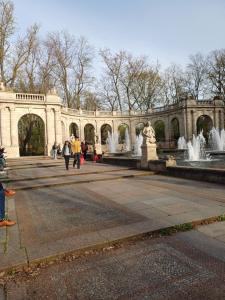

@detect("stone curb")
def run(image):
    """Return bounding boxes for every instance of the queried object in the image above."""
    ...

[1,214,225,274]
[10,172,154,191]
[2,167,137,183]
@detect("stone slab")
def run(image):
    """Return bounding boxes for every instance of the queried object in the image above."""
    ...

[2,158,225,273]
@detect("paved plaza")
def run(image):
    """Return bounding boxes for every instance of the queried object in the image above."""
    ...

[1,158,225,298]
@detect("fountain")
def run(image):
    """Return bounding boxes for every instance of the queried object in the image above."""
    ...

[134,134,143,156]
[187,132,208,161]
[209,128,225,151]
[106,131,118,153]
[178,136,187,150]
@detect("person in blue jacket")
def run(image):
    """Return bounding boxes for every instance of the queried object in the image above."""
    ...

[0,183,16,227]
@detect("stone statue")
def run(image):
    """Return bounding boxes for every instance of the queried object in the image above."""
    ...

[70,134,75,141]
[142,121,156,144]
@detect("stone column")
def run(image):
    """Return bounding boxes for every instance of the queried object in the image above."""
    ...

[8,107,19,157]
[54,109,62,144]
[1,107,10,147]
[165,116,170,148]
[213,108,217,128]
[95,120,102,154]
[186,110,192,140]
[46,108,55,155]
[10,108,18,146]
[80,120,85,141]
[130,120,136,150]
[192,110,197,136]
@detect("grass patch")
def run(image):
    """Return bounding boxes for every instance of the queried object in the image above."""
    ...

[217,214,225,222]
[159,222,194,236]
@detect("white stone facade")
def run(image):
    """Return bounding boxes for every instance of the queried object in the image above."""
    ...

[0,90,224,158]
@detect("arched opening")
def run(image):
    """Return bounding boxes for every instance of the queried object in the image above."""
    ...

[84,124,95,144]
[197,115,213,143]
[135,122,145,136]
[69,122,79,138]
[101,124,112,145]
[171,118,180,141]
[18,114,45,156]
[154,120,165,142]
[118,124,129,144]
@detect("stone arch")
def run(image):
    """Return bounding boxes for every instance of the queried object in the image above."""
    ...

[101,124,112,145]
[18,113,45,156]
[154,120,165,142]
[118,123,129,144]
[84,123,95,144]
[196,115,213,142]
[69,122,79,138]
[171,118,180,141]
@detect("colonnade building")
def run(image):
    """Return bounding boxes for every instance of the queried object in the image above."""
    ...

[0,86,224,158]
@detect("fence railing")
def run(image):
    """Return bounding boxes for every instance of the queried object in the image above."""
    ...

[16,93,45,101]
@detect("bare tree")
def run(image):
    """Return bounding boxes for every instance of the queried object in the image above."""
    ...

[46,32,94,108]
[99,49,125,111]
[82,91,102,110]
[185,53,209,100]
[120,54,147,111]
[73,36,95,108]
[131,63,162,111]
[0,0,14,83]
[161,64,186,104]
[207,49,225,99]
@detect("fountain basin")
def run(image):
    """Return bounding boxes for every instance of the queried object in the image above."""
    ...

[103,151,132,157]
[101,155,139,167]
[167,165,225,185]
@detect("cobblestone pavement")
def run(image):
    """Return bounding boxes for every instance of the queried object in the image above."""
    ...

[3,229,225,300]
[0,157,225,297]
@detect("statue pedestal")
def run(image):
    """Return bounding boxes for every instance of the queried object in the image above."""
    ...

[141,143,158,169]
[95,143,102,155]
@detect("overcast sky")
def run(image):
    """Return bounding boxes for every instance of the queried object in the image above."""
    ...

[13,0,225,71]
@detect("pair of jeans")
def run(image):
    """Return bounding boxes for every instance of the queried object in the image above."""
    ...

[53,149,57,159]
[73,153,80,169]
[0,184,5,220]
[64,155,70,170]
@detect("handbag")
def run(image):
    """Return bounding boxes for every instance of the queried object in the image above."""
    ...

[80,154,84,165]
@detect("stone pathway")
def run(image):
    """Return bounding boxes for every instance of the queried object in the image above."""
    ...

[0,157,225,273]
[3,230,225,299]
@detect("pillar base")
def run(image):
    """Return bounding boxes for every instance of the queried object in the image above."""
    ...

[5,146,20,158]
[141,144,158,169]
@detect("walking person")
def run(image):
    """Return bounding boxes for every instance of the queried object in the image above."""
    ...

[83,141,88,160]
[71,136,81,169]
[62,140,71,170]
[52,142,58,160]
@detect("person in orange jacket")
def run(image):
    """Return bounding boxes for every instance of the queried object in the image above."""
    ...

[71,136,81,169]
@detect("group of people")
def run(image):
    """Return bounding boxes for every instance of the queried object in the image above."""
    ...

[60,137,88,170]
[52,136,102,170]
